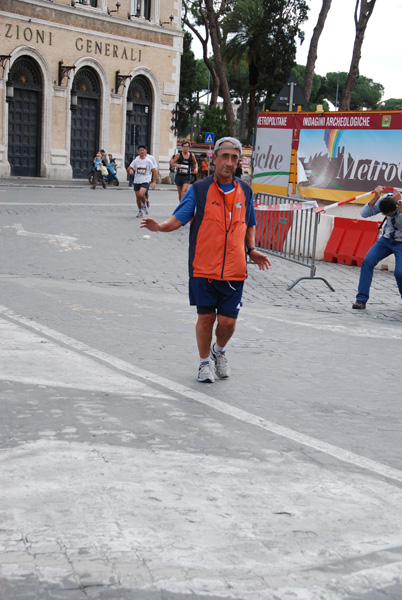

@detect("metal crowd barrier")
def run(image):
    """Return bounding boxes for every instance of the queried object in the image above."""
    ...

[253,192,334,291]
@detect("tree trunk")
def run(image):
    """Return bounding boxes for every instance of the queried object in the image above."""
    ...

[339,0,377,111]
[247,87,256,146]
[182,1,220,107]
[190,114,194,141]
[205,56,220,107]
[204,0,236,136]
[239,100,247,141]
[246,56,259,145]
[303,0,332,102]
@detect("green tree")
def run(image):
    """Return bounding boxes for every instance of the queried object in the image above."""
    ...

[340,0,377,110]
[223,0,308,143]
[203,0,236,135]
[321,71,348,109]
[176,33,210,139]
[197,106,230,142]
[182,0,236,135]
[182,0,232,107]
[292,64,324,108]
[303,0,332,102]
[292,66,384,110]
[322,71,383,110]
[226,60,250,142]
[381,98,402,110]
[184,0,308,143]
[176,31,200,137]
[349,75,383,109]
[223,0,266,145]
[194,59,209,97]
[257,0,309,116]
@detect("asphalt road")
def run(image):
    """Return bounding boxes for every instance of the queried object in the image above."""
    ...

[1,184,402,600]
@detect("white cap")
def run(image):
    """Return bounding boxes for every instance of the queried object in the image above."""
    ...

[213,137,242,154]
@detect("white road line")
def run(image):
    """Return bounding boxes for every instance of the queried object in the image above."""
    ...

[1,303,402,485]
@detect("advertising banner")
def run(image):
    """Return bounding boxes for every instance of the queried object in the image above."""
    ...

[252,118,293,195]
[253,111,402,203]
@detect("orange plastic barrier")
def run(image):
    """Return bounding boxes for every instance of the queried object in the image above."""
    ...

[324,217,379,266]
[255,209,292,252]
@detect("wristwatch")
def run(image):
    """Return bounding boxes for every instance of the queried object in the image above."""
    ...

[247,247,256,255]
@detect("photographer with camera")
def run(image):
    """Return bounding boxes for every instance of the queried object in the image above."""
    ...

[353,185,402,309]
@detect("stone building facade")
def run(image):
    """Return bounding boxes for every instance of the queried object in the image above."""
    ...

[0,0,183,179]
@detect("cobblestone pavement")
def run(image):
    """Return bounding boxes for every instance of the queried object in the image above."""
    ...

[1,178,401,320]
[0,183,402,600]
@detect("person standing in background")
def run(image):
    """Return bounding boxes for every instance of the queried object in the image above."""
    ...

[92,151,106,190]
[201,156,209,178]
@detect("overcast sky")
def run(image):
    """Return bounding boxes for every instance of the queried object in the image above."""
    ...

[296,0,402,101]
[190,0,402,103]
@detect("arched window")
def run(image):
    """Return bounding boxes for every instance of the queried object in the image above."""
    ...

[72,67,100,98]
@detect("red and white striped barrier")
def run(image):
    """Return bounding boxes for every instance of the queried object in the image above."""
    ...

[255,200,318,212]
[316,187,396,214]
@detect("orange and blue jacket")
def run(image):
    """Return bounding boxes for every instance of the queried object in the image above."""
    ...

[186,176,255,281]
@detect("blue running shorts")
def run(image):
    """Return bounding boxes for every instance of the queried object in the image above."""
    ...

[189,277,244,319]
[134,182,150,192]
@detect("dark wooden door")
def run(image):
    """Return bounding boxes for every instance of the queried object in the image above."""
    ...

[70,96,99,179]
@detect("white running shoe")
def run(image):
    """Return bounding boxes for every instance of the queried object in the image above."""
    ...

[136,209,143,218]
[197,361,215,383]
[211,345,231,378]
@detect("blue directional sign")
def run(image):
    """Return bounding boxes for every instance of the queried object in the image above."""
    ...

[204,132,215,144]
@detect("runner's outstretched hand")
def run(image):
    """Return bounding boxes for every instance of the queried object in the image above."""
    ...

[249,250,271,271]
[140,215,182,233]
[140,218,160,232]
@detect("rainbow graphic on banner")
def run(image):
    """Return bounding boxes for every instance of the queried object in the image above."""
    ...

[324,129,343,158]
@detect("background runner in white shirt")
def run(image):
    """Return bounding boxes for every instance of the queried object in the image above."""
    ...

[128,145,157,217]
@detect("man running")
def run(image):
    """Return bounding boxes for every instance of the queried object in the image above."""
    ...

[141,137,271,383]
[170,141,198,202]
[128,145,157,217]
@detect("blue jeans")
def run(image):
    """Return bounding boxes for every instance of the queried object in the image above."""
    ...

[356,236,402,302]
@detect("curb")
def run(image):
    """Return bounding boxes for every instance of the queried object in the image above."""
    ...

[0,181,176,191]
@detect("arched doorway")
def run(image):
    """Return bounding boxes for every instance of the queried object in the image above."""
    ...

[8,57,43,177]
[125,75,152,168]
[70,67,101,179]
